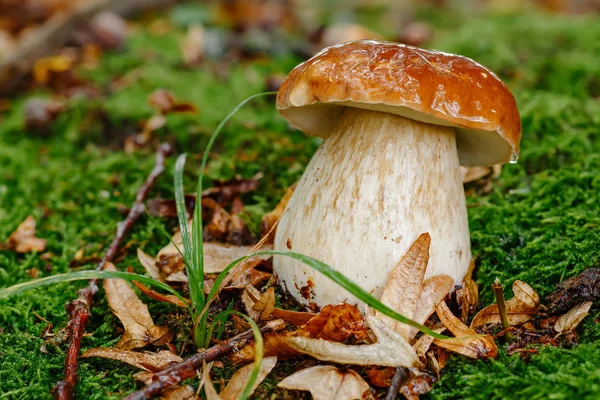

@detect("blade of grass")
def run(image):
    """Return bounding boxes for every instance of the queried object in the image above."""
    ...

[0,270,190,314]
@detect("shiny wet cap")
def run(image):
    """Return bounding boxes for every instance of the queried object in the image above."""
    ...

[276,40,521,166]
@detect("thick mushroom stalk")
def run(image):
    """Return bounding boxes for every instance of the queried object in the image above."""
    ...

[274,108,471,308]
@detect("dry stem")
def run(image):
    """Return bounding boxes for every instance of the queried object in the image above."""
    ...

[53,144,172,400]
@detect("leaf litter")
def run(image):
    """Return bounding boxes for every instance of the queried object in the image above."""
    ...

[278,365,372,400]
[4,216,47,253]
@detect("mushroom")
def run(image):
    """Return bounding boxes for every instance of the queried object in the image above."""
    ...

[274,40,521,309]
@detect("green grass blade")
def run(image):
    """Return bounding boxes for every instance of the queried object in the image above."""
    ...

[0,270,189,312]
[192,91,276,297]
[174,153,203,309]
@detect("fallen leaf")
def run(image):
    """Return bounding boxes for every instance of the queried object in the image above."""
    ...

[127,267,188,308]
[5,216,46,253]
[242,285,275,321]
[299,304,368,342]
[278,365,371,400]
[470,280,540,329]
[260,183,296,243]
[137,248,162,281]
[554,301,593,335]
[202,174,263,206]
[220,257,272,290]
[81,348,182,372]
[231,331,301,363]
[434,301,498,359]
[270,308,316,326]
[455,259,478,322]
[148,89,197,114]
[162,385,197,400]
[203,242,270,274]
[412,325,446,358]
[400,371,436,400]
[103,263,173,350]
[376,233,453,340]
[284,314,419,367]
[204,357,277,400]
[546,268,600,314]
[365,367,395,387]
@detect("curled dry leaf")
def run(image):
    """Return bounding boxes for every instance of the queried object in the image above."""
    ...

[5,216,46,253]
[284,314,419,367]
[202,173,263,206]
[232,331,301,363]
[470,280,540,329]
[278,365,371,400]
[242,285,315,325]
[434,302,498,359]
[554,301,593,335]
[204,357,277,400]
[103,263,173,350]
[376,233,453,340]
[455,259,478,322]
[260,183,296,243]
[137,248,161,281]
[127,267,188,308]
[300,304,368,342]
[81,348,182,372]
[148,89,197,114]
[203,242,270,274]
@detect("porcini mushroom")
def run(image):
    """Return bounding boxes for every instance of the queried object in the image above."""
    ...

[274,40,521,309]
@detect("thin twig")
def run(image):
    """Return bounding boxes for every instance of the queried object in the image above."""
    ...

[123,319,286,400]
[492,278,513,341]
[385,366,409,400]
[53,144,172,400]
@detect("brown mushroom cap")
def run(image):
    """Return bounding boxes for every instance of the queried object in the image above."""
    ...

[277,40,521,166]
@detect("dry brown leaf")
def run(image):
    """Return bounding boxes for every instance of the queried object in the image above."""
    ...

[163,385,197,400]
[103,263,173,350]
[241,285,262,321]
[260,183,296,243]
[278,365,371,400]
[554,301,593,335]
[365,367,396,388]
[299,304,368,342]
[271,308,316,326]
[148,89,197,114]
[203,243,270,274]
[81,348,182,372]
[221,257,272,290]
[434,302,498,359]
[204,357,277,400]
[127,267,188,308]
[231,332,301,363]
[455,259,478,322]
[137,248,162,281]
[376,233,453,340]
[6,216,46,253]
[252,287,275,321]
[413,325,446,358]
[470,280,540,329]
[284,314,419,367]
[202,174,262,206]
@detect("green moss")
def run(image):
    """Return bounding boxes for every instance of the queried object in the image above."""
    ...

[1,8,599,400]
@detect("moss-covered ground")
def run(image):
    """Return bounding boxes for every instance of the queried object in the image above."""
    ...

[1,6,599,400]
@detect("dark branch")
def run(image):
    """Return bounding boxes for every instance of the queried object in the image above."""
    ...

[123,319,285,400]
[385,366,409,400]
[53,144,172,400]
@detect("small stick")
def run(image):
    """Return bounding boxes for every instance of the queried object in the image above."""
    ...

[492,278,512,341]
[385,366,409,400]
[124,319,286,400]
[54,144,172,400]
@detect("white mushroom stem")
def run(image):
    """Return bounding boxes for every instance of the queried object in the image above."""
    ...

[274,107,471,309]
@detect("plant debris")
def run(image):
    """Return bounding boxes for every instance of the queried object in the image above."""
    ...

[455,259,479,323]
[546,268,600,314]
[103,263,173,350]
[4,216,46,253]
[434,301,498,359]
[278,365,372,400]
[554,301,593,336]
[81,348,183,372]
[204,357,277,400]
[470,280,540,329]
[376,233,453,340]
